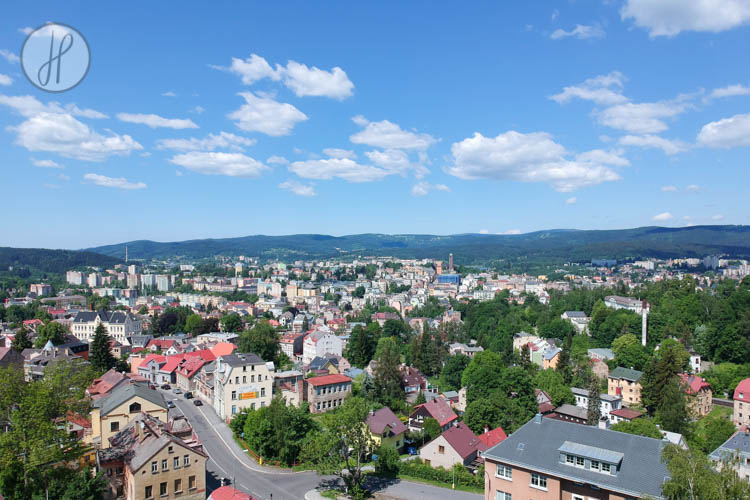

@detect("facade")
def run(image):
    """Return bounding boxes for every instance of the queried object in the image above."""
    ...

[29,283,52,297]
[0,346,23,370]
[419,421,484,469]
[97,412,207,500]
[709,430,750,481]
[678,373,712,418]
[302,331,343,366]
[305,374,352,414]
[274,370,304,407]
[572,388,622,420]
[561,311,590,333]
[366,407,408,452]
[90,384,168,449]
[733,378,750,428]
[483,415,670,500]
[408,398,458,432]
[213,353,274,422]
[608,366,644,405]
[604,295,646,314]
[72,310,143,343]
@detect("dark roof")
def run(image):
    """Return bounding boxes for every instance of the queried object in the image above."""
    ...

[709,430,750,461]
[484,416,669,499]
[609,366,643,382]
[553,404,588,420]
[73,310,137,324]
[440,422,484,459]
[97,383,166,417]
[220,353,265,367]
[367,407,407,437]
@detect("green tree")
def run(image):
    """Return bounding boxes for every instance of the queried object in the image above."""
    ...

[586,377,601,426]
[464,392,535,435]
[237,321,278,362]
[90,324,116,372]
[374,444,400,476]
[461,350,505,404]
[611,416,663,439]
[611,333,650,371]
[373,337,404,408]
[422,417,441,441]
[352,286,366,298]
[556,330,573,384]
[220,313,243,333]
[33,321,69,348]
[10,329,32,352]
[656,377,689,435]
[301,397,372,499]
[661,444,750,500]
[533,369,574,407]
[439,354,470,392]
[241,398,317,466]
[184,314,204,335]
[345,325,377,368]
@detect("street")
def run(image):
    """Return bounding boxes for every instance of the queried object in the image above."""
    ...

[161,388,482,500]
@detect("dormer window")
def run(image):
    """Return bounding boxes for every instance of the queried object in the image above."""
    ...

[129,402,141,413]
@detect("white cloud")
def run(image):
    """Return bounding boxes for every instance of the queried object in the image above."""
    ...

[323,148,356,159]
[169,152,269,178]
[652,212,673,221]
[501,229,522,235]
[549,71,627,106]
[83,173,147,190]
[550,24,605,40]
[595,100,690,134]
[227,92,307,136]
[10,112,142,161]
[191,106,205,114]
[411,181,450,196]
[709,84,750,99]
[621,0,750,37]
[279,180,316,196]
[116,113,198,129]
[446,131,623,192]
[161,91,176,97]
[156,132,256,152]
[697,113,750,148]
[19,27,33,35]
[0,74,11,86]
[217,54,282,85]
[283,61,354,99]
[685,184,701,192]
[32,158,62,169]
[0,49,19,64]
[0,94,107,118]
[565,197,577,204]
[712,214,725,221]
[661,185,678,192]
[479,229,489,234]
[365,149,412,174]
[618,134,689,155]
[289,157,390,183]
[350,115,437,150]
[267,155,289,165]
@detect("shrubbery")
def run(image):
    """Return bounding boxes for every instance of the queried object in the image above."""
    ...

[397,459,483,489]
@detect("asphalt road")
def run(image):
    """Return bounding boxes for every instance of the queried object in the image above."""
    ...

[161,388,482,500]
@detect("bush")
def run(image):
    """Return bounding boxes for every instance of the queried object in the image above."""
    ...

[374,444,400,476]
[397,459,483,489]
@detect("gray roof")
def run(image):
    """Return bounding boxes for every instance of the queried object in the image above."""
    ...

[564,311,587,318]
[709,430,750,461]
[572,387,590,397]
[554,404,588,419]
[609,367,644,382]
[220,352,265,366]
[97,383,166,417]
[483,416,669,499]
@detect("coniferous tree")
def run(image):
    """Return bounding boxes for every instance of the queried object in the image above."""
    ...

[586,377,602,426]
[10,329,31,353]
[556,330,573,384]
[90,324,116,373]
[373,337,403,408]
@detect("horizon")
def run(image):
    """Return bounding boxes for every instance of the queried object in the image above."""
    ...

[2,3,750,248]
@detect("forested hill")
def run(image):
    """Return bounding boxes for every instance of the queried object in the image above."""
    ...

[85,225,750,264]
[0,247,123,274]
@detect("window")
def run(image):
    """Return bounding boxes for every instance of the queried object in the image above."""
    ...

[110,421,120,432]
[184,455,190,466]
[438,445,445,454]
[188,475,196,490]
[566,454,575,465]
[495,464,512,480]
[168,446,173,454]
[251,375,255,382]
[530,473,547,490]
[151,461,158,473]
[572,495,585,500]
[601,463,611,473]
[575,456,585,467]
[162,459,168,471]
[591,460,600,471]
[261,387,265,397]
[160,481,167,497]
[174,478,182,493]
[174,457,179,469]
[231,391,237,400]
[145,486,153,499]
[496,491,511,500]
[232,405,237,414]
[129,402,141,413]
[243,376,246,383]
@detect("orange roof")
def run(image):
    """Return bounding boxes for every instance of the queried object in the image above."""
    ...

[306,374,351,386]
[211,342,236,357]
[477,426,507,448]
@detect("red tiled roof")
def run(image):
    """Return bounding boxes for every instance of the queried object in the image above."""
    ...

[413,399,458,427]
[611,407,643,420]
[66,412,91,429]
[306,374,352,386]
[146,339,176,350]
[477,426,507,449]
[679,373,711,395]
[734,378,750,401]
[440,422,484,459]
[538,402,556,414]
[211,342,236,357]
[208,486,256,500]
[367,407,408,436]
[177,357,206,379]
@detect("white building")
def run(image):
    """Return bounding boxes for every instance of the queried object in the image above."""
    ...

[71,310,142,344]
[572,387,622,421]
[213,353,274,422]
[302,331,343,366]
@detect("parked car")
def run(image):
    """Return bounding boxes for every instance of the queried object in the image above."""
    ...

[184,391,193,399]
[193,399,202,406]
[161,384,171,390]
[173,388,182,394]
[167,401,175,409]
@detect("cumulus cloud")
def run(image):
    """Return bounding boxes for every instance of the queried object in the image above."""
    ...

[0,74,11,86]
[350,115,437,150]
[445,131,623,192]
[621,0,750,37]
[267,155,289,165]
[652,212,673,221]
[288,157,390,183]
[279,180,316,196]
[549,71,627,106]
[661,185,678,192]
[323,148,356,159]
[411,181,450,196]
[697,113,750,148]
[618,134,689,155]
[565,197,577,204]
[550,24,605,40]
[116,113,198,129]
[169,152,269,178]
[227,92,307,136]
[32,158,62,169]
[0,94,107,118]
[161,91,177,97]
[83,173,146,190]
[156,132,256,152]
[0,49,19,64]
[365,149,412,174]
[18,27,33,35]
[709,84,750,100]
[214,53,353,99]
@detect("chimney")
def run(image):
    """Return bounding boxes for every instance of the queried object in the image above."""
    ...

[641,301,649,347]
[598,417,609,430]
[484,425,489,434]
[369,409,375,417]
[534,413,542,424]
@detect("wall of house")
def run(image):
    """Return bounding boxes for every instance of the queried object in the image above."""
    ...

[420,434,465,470]
[130,443,206,500]
[95,399,167,448]
[608,378,642,405]
[306,382,351,413]
[734,400,750,428]
[216,363,274,421]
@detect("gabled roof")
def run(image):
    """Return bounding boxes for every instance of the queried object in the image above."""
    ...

[709,430,750,461]
[734,378,750,401]
[439,422,484,459]
[413,398,457,427]
[97,383,166,417]
[477,426,507,449]
[610,407,643,420]
[678,373,710,395]
[367,407,407,437]
[609,366,643,382]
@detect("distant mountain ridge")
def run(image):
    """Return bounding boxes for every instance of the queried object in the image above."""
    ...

[0,247,123,274]
[84,225,750,264]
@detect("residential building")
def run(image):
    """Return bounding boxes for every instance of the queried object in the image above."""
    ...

[29,283,52,297]
[678,373,712,418]
[547,404,589,425]
[302,331,343,366]
[96,412,206,500]
[279,332,303,360]
[709,430,750,481]
[572,387,622,420]
[408,398,457,432]
[604,295,646,314]
[477,426,507,451]
[733,378,750,428]
[483,415,670,500]
[366,407,408,452]
[448,342,484,358]
[587,348,615,362]
[561,311,590,333]
[0,346,23,370]
[305,374,352,414]
[274,370,304,407]
[213,353,275,421]
[90,383,168,449]
[608,366,644,405]
[610,407,643,424]
[72,310,143,343]
[88,368,145,400]
[420,421,484,470]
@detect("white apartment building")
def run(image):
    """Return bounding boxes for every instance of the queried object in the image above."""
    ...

[213,353,274,422]
[302,331,343,366]
[71,310,142,343]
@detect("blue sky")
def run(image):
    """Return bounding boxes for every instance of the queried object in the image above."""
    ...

[1,1,750,249]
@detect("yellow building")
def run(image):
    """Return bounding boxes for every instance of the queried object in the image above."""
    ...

[366,407,408,452]
[90,383,168,449]
[608,366,644,405]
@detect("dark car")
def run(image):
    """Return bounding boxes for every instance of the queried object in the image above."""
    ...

[167,401,175,409]
[161,384,171,390]
[184,391,193,399]
[193,399,202,406]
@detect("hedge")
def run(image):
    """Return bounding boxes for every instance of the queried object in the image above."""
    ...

[397,459,484,489]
